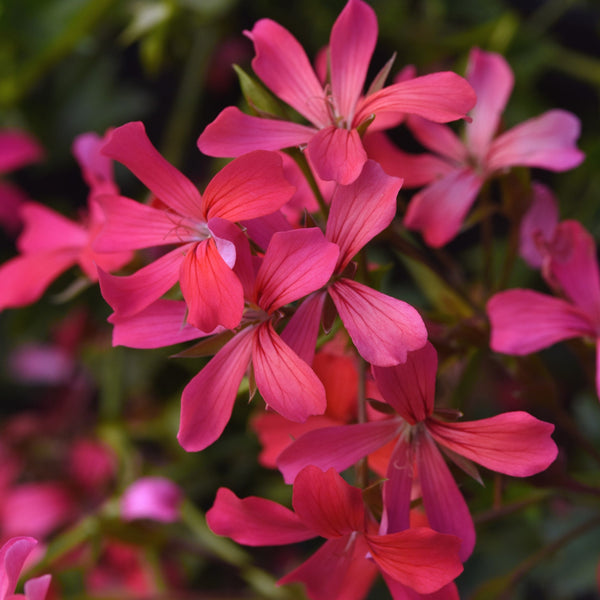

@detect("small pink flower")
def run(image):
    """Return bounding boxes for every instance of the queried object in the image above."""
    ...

[277,343,558,561]
[121,477,183,523]
[375,48,584,247]
[198,0,475,185]
[207,466,463,599]
[488,219,600,397]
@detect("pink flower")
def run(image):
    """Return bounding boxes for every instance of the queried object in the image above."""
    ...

[385,47,584,247]
[281,160,427,367]
[277,343,558,561]
[0,130,43,235]
[0,131,132,310]
[177,228,338,451]
[488,219,600,397]
[0,537,51,600]
[198,0,475,185]
[121,477,183,523]
[207,466,463,599]
[95,121,295,332]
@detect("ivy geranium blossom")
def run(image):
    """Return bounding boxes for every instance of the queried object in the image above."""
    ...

[488,219,600,398]
[0,131,132,311]
[368,47,584,247]
[94,121,295,332]
[277,343,558,561]
[197,0,476,185]
[207,466,463,600]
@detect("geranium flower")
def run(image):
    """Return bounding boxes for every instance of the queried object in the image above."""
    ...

[95,121,295,332]
[0,131,132,310]
[198,0,475,185]
[370,47,583,247]
[488,219,600,397]
[207,466,463,599]
[277,343,558,560]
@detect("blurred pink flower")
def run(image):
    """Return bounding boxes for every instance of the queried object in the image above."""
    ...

[0,130,43,235]
[121,477,182,523]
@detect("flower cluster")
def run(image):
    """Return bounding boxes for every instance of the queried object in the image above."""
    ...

[0,0,591,598]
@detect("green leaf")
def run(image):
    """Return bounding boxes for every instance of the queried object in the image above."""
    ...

[233,64,288,117]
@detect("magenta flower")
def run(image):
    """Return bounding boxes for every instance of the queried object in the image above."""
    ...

[0,537,51,600]
[390,47,584,247]
[110,228,339,452]
[488,219,600,397]
[281,160,427,367]
[121,477,182,523]
[95,121,295,332]
[277,343,558,560]
[198,0,475,185]
[0,132,132,310]
[0,130,43,235]
[207,466,463,599]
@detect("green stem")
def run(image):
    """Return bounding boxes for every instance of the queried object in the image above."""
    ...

[287,149,328,219]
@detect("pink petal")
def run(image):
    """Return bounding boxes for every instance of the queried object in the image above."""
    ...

[372,342,437,424]
[403,168,483,247]
[179,239,244,331]
[381,440,413,534]
[121,477,182,523]
[0,182,30,235]
[407,116,467,164]
[241,211,293,251]
[0,251,77,310]
[385,577,459,600]
[307,125,368,184]
[101,122,203,219]
[197,107,316,157]
[23,574,51,600]
[487,289,596,355]
[177,326,254,452]
[110,300,210,348]
[427,411,557,476]
[355,72,476,126]
[252,322,326,421]
[464,48,514,159]
[329,278,427,366]
[207,488,314,545]
[292,466,365,537]
[326,159,402,271]
[202,151,295,221]
[519,182,559,268]
[17,202,87,253]
[251,412,342,469]
[248,19,329,127]
[546,220,600,323]
[0,130,43,173]
[279,536,378,600]
[330,0,377,123]
[280,291,327,365]
[363,132,454,187]
[255,228,338,313]
[365,528,463,594]
[0,537,38,598]
[277,420,400,483]
[487,109,585,173]
[72,131,117,197]
[98,245,185,317]
[93,195,191,252]
[2,483,74,538]
[415,429,475,561]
